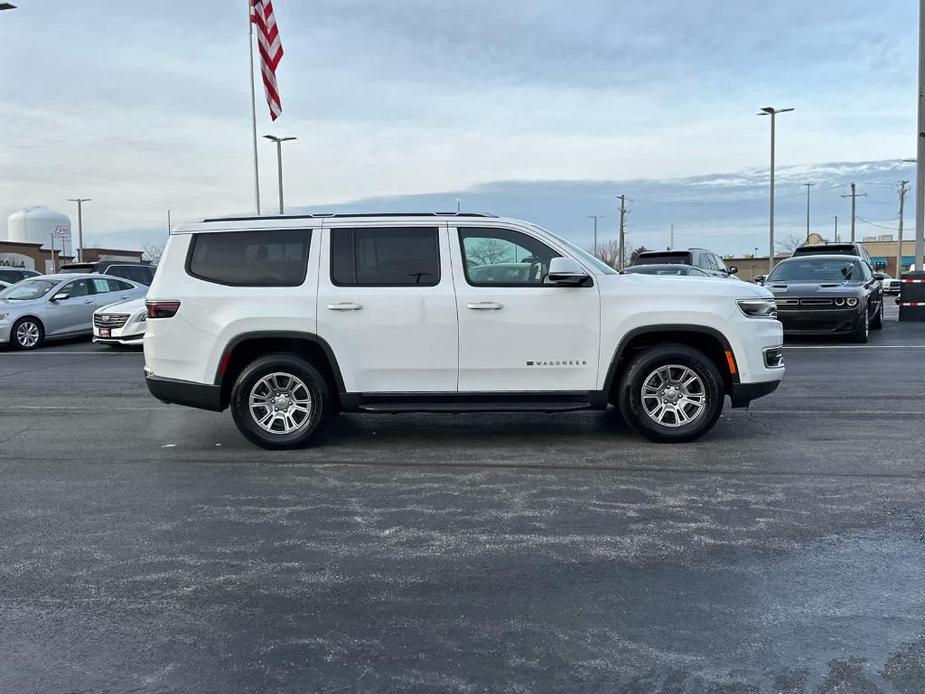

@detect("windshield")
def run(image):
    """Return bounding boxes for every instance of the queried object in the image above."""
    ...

[524,223,618,275]
[768,258,864,283]
[0,278,58,300]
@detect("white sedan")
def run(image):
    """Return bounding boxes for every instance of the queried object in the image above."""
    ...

[92,298,147,347]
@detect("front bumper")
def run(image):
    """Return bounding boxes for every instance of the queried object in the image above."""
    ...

[145,373,224,411]
[776,307,864,335]
[730,379,780,408]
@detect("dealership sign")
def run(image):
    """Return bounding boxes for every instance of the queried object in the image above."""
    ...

[0,253,36,271]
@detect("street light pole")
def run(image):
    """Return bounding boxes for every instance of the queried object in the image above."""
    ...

[67,198,91,263]
[586,215,604,256]
[263,135,297,215]
[758,107,794,273]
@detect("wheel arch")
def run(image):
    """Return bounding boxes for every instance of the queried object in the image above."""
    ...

[604,325,739,400]
[214,331,345,410]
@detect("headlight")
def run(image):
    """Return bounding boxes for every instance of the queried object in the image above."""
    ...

[834,298,845,307]
[846,297,858,307]
[737,299,777,318]
[133,312,147,323]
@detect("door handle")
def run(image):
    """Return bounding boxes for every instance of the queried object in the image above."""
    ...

[82,299,94,304]
[467,301,503,310]
[326,302,363,311]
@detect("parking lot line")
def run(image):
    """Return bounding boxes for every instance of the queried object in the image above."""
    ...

[784,345,925,349]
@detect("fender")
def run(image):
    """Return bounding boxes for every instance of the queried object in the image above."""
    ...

[602,324,739,393]
[214,330,346,393]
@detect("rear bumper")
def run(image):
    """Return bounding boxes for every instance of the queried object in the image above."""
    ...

[730,379,780,408]
[145,374,224,412]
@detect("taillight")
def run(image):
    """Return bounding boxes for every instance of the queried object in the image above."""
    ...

[146,300,181,318]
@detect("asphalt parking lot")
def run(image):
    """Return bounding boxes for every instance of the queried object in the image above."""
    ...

[2,306,925,693]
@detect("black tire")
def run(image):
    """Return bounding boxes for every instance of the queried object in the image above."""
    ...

[617,344,724,443]
[230,353,330,450]
[870,302,883,330]
[11,317,44,350]
[851,308,870,343]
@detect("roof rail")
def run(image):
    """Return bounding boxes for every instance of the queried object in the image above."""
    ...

[200,211,499,223]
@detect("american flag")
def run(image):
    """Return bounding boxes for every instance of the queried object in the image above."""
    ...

[250,0,284,120]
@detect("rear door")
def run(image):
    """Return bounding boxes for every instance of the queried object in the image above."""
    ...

[316,223,458,393]
[452,224,601,392]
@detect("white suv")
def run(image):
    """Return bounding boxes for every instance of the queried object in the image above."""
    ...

[143,213,784,448]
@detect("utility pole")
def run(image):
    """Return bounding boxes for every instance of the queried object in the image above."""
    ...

[669,223,674,249]
[898,180,910,276]
[803,183,814,241]
[167,209,172,233]
[917,0,925,269]
[586,215,603,256]
[618,194,627,270]
[834,216,838,241]
[67,198,91,263]
[841,183,866,242]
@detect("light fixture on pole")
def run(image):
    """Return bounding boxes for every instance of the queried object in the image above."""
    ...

[758,106,794,273]
[263,135,296,215]
[803,183,814,242]
[67,198,91,263]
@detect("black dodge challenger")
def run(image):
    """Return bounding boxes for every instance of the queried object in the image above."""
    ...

[759,254,884,343]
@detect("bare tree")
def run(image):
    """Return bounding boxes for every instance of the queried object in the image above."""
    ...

[143,244,164,265]
[466,238,511,265]
[592,239,621,269]
[775,234,805,254]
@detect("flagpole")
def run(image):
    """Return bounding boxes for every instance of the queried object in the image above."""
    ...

[248,2,261,215]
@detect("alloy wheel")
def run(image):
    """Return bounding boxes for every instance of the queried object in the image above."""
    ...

[640,364,707,428]
[248,372,313,434]
[15,321,40,348]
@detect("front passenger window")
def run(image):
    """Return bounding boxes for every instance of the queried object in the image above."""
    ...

[459,228,560,286]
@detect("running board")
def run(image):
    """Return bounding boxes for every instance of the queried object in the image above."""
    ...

[342,392,608,414]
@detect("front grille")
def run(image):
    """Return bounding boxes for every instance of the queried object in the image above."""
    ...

[775,297,841,310]
[94,313,129,329]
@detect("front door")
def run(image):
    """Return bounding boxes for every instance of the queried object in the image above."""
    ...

[316,224,458,393]
[45,278,95,336]
[452,225,601,392]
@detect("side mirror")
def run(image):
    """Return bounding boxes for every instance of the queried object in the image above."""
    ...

[728,266,739,275]
[873,272,886,281]
[547,257,590,286]
[50,292,70,302]
[753,275,766,286]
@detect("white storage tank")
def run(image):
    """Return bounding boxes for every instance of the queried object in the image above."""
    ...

[6,207,72,255]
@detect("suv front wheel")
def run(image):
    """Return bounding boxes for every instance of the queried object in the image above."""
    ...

[617,344,724,443]
[230,353,330,450]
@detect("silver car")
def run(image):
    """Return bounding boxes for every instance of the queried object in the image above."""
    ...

[0,273,147,350]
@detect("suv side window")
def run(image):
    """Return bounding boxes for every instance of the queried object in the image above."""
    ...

[331,227,440,286]
[187,229,312,286]
[459,227,560,286]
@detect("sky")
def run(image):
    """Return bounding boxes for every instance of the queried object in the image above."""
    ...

[0,0,920,256]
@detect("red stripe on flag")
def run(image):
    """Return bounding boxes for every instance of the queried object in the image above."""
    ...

[250,0,283,120]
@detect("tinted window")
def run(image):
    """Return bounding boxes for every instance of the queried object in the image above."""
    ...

[188,229,311,286]
[106,279,134,292]
[768,258,866,282]
[634,252,693,266]
[62,279,93,297]
[331,227,440,286]
[0,269,35,283]
[459,227,559,286]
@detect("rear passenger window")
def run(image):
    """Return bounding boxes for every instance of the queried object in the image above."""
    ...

[187,229,312,286]
[331,227,440,286]
[106,279,134,292]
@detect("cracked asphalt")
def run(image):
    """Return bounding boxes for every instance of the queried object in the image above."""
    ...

[2,306,925,693]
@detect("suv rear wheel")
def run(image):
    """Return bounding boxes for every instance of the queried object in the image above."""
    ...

[230,353,330,450]
[617,344,724,443]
